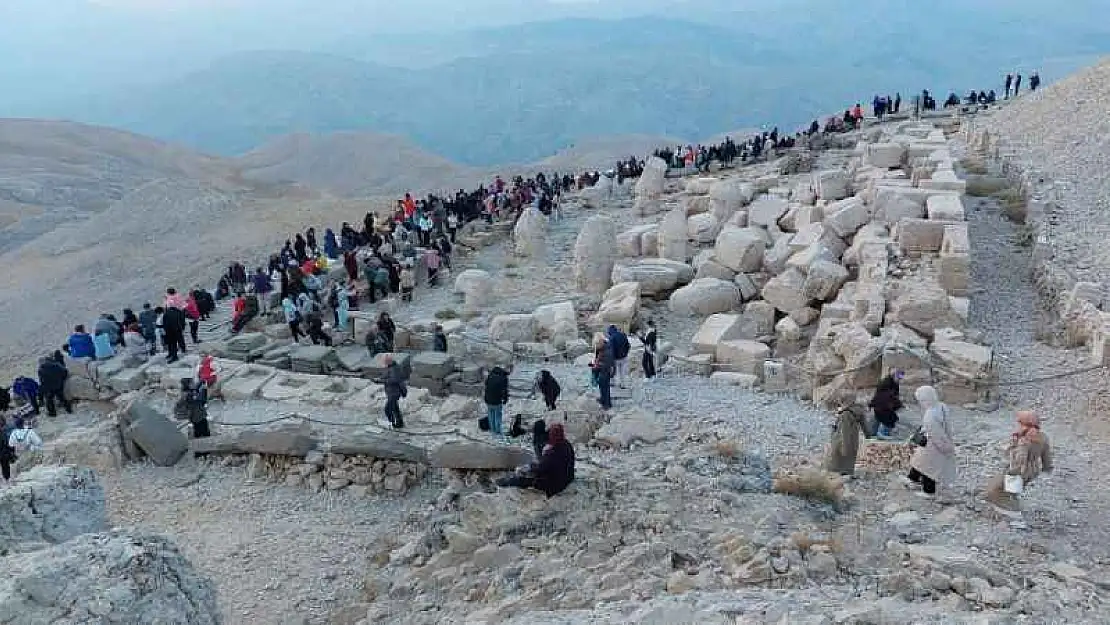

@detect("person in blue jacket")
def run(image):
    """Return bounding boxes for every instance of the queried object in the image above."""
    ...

[67,325,96,359]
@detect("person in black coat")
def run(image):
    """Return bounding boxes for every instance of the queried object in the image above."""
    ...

[869,369,904,438]
[530,370,561,411]
[162,306,187,363]
[383,357,407,429]
[37,356,72,417]
[498,422,575,497]
[432,325,448,353]
[484,366,510,437]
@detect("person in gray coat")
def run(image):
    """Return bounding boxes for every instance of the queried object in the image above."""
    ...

[383,356,407,429]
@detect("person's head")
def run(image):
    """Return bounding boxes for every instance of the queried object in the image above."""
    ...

[166,288,176,296]
[143,302,151,310]
[74,324,85,334]
[155,307,165,314]
[647,320,655,328]
[889,368,904,381]
[914,385,939,406]
[548,423,566,446]
[433,324,442,333]
[1016,410,1040,431]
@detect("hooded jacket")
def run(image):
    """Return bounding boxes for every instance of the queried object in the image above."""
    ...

[37,358,68,391]
[384,362,407,400]
[534,440,575,497]
[606,326,630,360]
[67,332,96,359]
[484,367,510,406]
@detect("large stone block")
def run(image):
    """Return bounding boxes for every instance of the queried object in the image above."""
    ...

[687,213,722,244]
[823,197,872,238]
[617,224,657,257]
[738,301,776,339]
[803,260,850,301]
[895,218,959,254]
[866,142,907,168]
[940,224,970,296]
[574,215,619,295]
[124,401,189,467]
[926,194,966,221]
[889,280,964,338]
[489,314,537,344]
[220,365,278,400]
[870,187,926,225]
[1,466,106,554]
[590,282,641,329]
[691,313,743,354]
[410,351,457,379]
[714,227,766,273]
[431,440,533,470]
[533,301,578,343]
[658,205,689,262]
[747,196,790,228]
[669,278,741,317]
[814,170,849,201]
[715,340,771,377]
[762,268,811,313]
[612,259,693,297]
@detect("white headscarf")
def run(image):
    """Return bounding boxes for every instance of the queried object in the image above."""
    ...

[914,385,939,407]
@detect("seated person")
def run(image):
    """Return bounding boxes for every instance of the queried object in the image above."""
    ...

[497,423,575,497]
[67,325,96,359]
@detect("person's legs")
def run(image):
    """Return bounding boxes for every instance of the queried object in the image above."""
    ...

[1,457,11,481]
[167,334,180,362]
[907,468,923,483]
[384,397,398,426]
[27,393,40,415]
[488,404,503,436]
[178,333,188,355]
[55,388,72,413]
[496,473,537,489]
[920,473,937,495]
[617,358,629,387]
[598,374,612,409]
[45,390,57,417]
[189,320,199,344]
[643,352,656,379]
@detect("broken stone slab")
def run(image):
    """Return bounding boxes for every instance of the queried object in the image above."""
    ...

[714,226,766,273]
[715,339,771,378]
[326,431,428,464]
[220,365,278,400]
[191,421,319,457]
[687,213,722,244]
[738,301,776,339]
[709,372,758,388]
[1,465,106,555]
[734,273,760,301]
[16,419,126,477]
[865,142,907,168]
[669,278,741,317]
[410,351,457,379]
[124,401,189,467]
[489,314,538,344]
[940,224,970,297]
[926,194,966,221]
[747,196,790,228]
[695,259,736,282]
[430,440,534,470]
[593,408,666,448]
[813,170,849,201]
[803,260,850,301]
[894,217,960,255]
[890,280,965,338]
[612,259,694,297]
[691,313,744,355]
[822,196,872,238]
[762,268,812,313]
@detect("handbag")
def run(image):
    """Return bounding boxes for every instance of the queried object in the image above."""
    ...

[1004,474,1024,494]
[910,427,928,447]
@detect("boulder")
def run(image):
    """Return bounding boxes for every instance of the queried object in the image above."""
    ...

[822,196,872,238]
[617,224,657,257]
[574,215,619,295]
[430,440,534,470]
[513,207,548,257]
[1,466,106,555]
[734,273,760,301]
[813,170,849,201]
[455,269,495,311]
[612,259,694,297]
[410,351,456,379]
[591,282,641,328]
[640,228,659,257]
[762,235,795,275]
[327,431,428,463]
[738,301,776,339]
[687,213,721,244]
[123,401,188,467]
[761,268,812,313]
[929,336,992,378]
[18,419,125,476]
[658,206,688,262]
[669,278,742,317]
[871,187,925,225]
[533,301,578,343]
[0,529,220,624]
[803,260,850,301]
[866,143,907,168]
[634,156,668,199]
[695,260,737,282]
[593,408,666,448]
[747,196,790,228]
[683,195,711,216]
[716,340,771,377]
[890,280,964,338]
[489,314,537,344]
[691,314,744,354]
[714,227,766,273]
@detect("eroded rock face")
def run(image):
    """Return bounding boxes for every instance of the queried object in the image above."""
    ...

[0,465,106,556]
[0,529,221,625]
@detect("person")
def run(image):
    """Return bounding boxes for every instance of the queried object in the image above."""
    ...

[869,369,904,438]
[8,417,43,454]
[825,402,864,476]
[984,411,1052,515]
[1029,72,1041,92]
[400,263,416,302]
[496,422,575,497]
[530,369,561,411]
[299,294,332,346]
[484,366,510,439]
[12,376,40,415]
[165,287,187,310]
[1004,73,1013,98]
[371,265,390,303]
[432,324,448,352]
[592,334,615,410]
[196,353,218,400]
[68,325,95,359]
[904,386,956,498]
[383,355,406,429]
[1014,73,1022,97]
[37,356,71,417]
[174,378,212,439]
[336,282,352,335]
[252,268,273,315]
[638,320,658,381]
[446,211,459,243]
[0,415,16,483]
[282,296,304,343]
[185,294,202,344]
[94,313,121,347]
[377,313,396,352]
[138,304,158,354]
[606,325,631,388]
[162,304,188,363]
[122,323,147,362]
[425,248,441,287]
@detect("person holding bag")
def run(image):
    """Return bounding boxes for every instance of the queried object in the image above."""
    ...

[902,386,956,499]
[985,411,1052,515]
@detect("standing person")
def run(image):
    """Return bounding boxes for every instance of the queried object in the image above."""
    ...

[282,297,304,343]
[383,355,406,429]
[0,415,16,484]
[484,366,510,439]
[1014,73,1022,96]
[37,356,71,417]
[638,320,658,382]
[336,282,352,335]
[343,251,359,282]
[446,211,459,243]
[400,263,416,302]
[606,325,631,389]
[139,304,158,354]
[185,294,201,344]
[985,411,1052,515]
[252,268,273,315]
[432,324,448,352]
[894,93,902,113]
[377,313,396,352]
[425,248,441,287]
[531,369,561,411]
[1004,73,1013,98]
[869,369,904,438]
[1029,72,1041,92]
[162,304,187,363]
[592,334,615,410]
[903,386,956,499]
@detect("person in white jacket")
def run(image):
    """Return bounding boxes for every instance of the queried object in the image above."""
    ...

[8,418,43,453]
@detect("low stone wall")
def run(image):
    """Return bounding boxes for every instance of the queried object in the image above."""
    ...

[222,451,428,496]
[855,439,916,473]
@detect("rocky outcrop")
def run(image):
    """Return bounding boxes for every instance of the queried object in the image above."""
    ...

[1,465,106,556]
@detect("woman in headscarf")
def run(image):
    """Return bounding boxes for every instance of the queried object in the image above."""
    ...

[496,422,575,497]
[343,251,359,282]
[904,386,956,498]
[985,411,1052,514]
[293,234,308,263]
[324,228,340,259]
[305,227,318,255]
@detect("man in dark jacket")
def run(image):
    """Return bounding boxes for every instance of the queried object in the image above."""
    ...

[37,356,72,417]
[484,366,510,438]
[594,338,615,410]
[383,356,407,429]
[138,304,158,355]
[432,325,448,353]
[606,325,631,388]
[162,306,187,363]
[868,369,904,438]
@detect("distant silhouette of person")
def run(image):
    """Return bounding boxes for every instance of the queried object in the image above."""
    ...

[1005,73,1013,98]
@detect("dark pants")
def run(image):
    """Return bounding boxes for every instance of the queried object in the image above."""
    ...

[544,397,557,411]
[43,387,71,416]
[144,330,157,355]
[189,320,200,344]
[192,418,211,439]
[1,455,11,480]
[385,395,404,428]
[448,228,457,243]
[908,468,936,494]
[289,320,304,342]
[642,351,656,379]
[597,373,612,409]
[166,331,185,361]
[498,473,537,490]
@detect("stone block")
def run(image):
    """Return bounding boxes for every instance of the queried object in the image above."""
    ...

[866,142,906,168]
[823,196,872,238]
[747,196,790,228]
[709,372,758,388]
[929,337,992,378]
[489,314,537,344]
[895,218,958,254]
[107,368,146,393]
[738,301,776,339]
[814,170,849,201]
[926,194,966,221]
[803,260,849,301]
[669,278,741,316]
[687,213,722,244]
[715,340,771,378]
[940,224,970,297]
[430,441,533,470]
[734,273,760,301]
[761,268,811,313]
[124,402,188,467]
[410,351,457,379]
[762,234,795,275]
[590,281,641,329]
[714,227,766,273]
[691,313,743,354]
[889,280,963,338]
